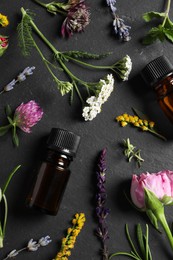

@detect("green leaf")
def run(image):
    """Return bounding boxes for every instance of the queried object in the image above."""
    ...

[12,126,19,147]
[143,11,165,22]
[137,224,145,257]
[164,28,173,43]
[0,125,11,136]
[142,26,165,45]
[161,195,173,205]
[62,51,112,60]
[132,108,150,121]
[17,8,35,56]
[5,104,12,117]
[164,17,173,29]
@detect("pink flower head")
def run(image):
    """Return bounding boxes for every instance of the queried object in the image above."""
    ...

[14,100,43,133]
[0,35,8,56]
[130,170,173,210]
[61,0,90,37]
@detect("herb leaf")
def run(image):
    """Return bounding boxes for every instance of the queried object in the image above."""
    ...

[143,11,165,22]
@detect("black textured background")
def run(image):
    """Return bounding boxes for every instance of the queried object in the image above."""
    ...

[1,1,173,259]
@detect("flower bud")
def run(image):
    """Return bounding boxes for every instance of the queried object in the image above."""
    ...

[0,35,8,57]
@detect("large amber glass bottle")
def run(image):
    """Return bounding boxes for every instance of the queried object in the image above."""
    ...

[141,56,173,123]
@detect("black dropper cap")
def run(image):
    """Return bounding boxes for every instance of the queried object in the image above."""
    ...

[47,128,81,157]
[140,56,173,88]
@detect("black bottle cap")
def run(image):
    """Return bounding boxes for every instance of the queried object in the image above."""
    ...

[47,128,81,157]
[140,56,173,87]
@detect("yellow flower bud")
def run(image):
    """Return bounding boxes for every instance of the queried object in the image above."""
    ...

[141,125,148,131]
[121,121,128,127]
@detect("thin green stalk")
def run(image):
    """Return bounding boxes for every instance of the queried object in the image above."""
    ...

[73,81,85,104]
[1,194,8,247]
[125,224,142,259]
[64,55,111,70]
[2,165,21,195]
[109,252,141,260]
[148,129,167,141]
[162,0,171,27]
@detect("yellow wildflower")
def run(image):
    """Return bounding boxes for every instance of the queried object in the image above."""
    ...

[121,121,128,127]
[149,121,155,128]
[115,113,166,140]
[141,125,148,131]
[54,213,86,260]
[0,13,9,27]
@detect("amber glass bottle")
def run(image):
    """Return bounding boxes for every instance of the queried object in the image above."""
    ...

[26,128,80,215]
[141,55,173,124]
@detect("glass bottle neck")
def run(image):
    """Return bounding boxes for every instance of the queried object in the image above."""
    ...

[45,149,72,168]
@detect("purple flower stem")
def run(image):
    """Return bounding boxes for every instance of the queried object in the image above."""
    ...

[95,148,110,260]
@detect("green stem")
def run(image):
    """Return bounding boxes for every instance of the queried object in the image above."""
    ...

[65,55,111,70]
[156,209,173,250]
[162,0,171,27]
[2,194,8,241]
[109,252,141,260]
[21,8,59,56]
[32,0,67,15]
[2,165,21,195]
[148,129,167,141]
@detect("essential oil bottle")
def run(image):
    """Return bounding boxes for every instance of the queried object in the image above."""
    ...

[26,128,81,216]
[141,55,173,124]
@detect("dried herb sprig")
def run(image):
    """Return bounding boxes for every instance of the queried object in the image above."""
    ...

[2,236,51,260]
[109,224,153,260]
[0,165,21,248]
[142,0,173,44]
[123,138,144,167]
[106,0,131,42]
[95,148,110,260]
[0,67,35,94]
[53,213,86,260]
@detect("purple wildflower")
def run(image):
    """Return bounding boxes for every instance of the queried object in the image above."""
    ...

[106,0,117,13]
[14,100,43,133]
[113,14,131,42]
[95,148,110,260]
[61,0,90,37]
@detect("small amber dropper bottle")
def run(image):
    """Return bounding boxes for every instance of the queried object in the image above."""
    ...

[141,55,173,124]
[26,128,80,215]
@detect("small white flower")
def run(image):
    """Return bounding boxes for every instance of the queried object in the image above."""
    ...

[82,74,115,121]
[27,239,40,251]
[38,236,52,246]
[6,249,19,258]
[123,55,132,81]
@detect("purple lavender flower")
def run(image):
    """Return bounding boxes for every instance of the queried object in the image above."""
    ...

[113,14,131,42]
[106,0,117,13]
[95,148,110,260]
[14,100,43,133]
[61,0,90,37]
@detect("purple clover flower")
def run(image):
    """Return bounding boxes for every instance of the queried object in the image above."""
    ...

[14,100,43,133]
[95,148,110,260]
[61,0,90,37]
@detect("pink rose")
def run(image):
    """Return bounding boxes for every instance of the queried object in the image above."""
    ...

[130,170,173,210]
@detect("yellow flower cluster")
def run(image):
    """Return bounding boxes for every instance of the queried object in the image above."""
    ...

[54,213,86,260]
[0,13,9,27]
[116,113,155,131]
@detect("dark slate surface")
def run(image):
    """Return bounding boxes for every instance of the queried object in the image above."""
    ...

[1,1,173,259]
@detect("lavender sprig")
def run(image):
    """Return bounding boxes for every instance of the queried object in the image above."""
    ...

[106,1,131,42]
[95,148,110,260]
[0,66,35,94]
[2,236,52,260]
